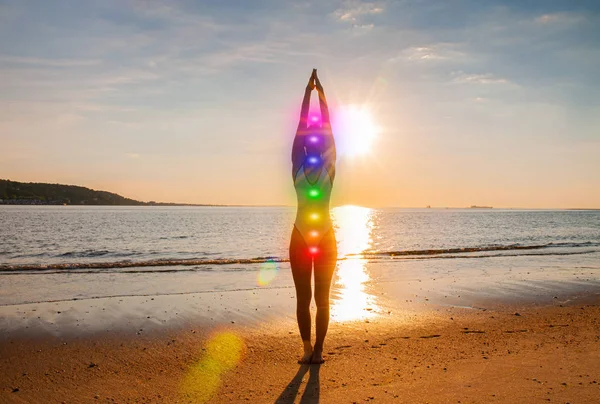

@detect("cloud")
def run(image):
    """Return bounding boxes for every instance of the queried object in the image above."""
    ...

[536,14,560,24]
[534,12,584,26]
[353,23,374,31]
[408,47,445,60]
[0,56,101,67]
[385,43,468,67]
[75,103,136,113]
[0,100,87,126]
[451,71,510,85]
[333,1,383,22]
[0,64,163,102]
[401,44,466,62]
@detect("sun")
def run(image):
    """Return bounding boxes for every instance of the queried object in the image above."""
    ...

[333,105,379,157]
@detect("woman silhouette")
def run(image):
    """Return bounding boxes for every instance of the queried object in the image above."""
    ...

[290,69,337,364]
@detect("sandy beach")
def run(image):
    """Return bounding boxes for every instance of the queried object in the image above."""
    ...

[1,286,599,403]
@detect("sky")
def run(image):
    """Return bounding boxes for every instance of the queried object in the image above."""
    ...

[1,0,599,208]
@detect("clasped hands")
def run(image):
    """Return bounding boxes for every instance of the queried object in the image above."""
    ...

[306,68,324,92]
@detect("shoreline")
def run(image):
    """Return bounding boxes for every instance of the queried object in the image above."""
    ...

[2,268,599,340]
[1,256,599,339]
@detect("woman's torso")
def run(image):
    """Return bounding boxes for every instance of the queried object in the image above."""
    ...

[293,162,334,248]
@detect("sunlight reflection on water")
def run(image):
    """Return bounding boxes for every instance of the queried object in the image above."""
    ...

[330,205,379,322]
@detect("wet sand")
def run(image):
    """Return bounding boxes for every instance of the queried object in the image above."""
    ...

[1,288,599,403]
[223,303,600,403]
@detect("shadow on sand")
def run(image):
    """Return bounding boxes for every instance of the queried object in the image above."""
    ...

[274,364,321,403]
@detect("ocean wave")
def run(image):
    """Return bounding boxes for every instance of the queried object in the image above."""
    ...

[358,241,600,257]
[59,249,113,258]
[0,257,286,273]
[1,242,598,274]
[12,249,217,260]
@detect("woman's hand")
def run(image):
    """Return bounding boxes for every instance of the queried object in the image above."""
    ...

[307,69,316,90]
[314,70,323,93]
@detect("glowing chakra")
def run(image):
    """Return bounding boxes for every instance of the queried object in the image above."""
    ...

[309,247,319,255]
[310,230,319,238]
[311,116,319,122]
[307,156,320,164]
[308,189,320,198]
[309,136,319,143]
[310,212,319,221]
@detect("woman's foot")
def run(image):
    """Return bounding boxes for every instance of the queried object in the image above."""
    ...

[298,341,313,364]
[298,350,313,364]
[311,349,324,364]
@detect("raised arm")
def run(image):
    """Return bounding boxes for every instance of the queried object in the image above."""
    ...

[297,69,316,130]
[314,72,330,127]
[292,70,316,177]
[313,71,335,179]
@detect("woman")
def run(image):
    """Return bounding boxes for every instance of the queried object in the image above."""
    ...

[290,69,337,364]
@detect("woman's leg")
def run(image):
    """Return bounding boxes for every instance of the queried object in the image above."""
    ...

[289,225,313,363]
[312,228,337,363]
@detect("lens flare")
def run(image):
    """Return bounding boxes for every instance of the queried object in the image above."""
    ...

[180,332,245,403]
[257,259,279,286]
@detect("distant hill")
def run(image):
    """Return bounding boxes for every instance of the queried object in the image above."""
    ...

[0,179,146,205]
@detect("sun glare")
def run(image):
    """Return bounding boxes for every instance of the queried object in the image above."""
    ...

[334,105,379,157]
[330,205,379,322]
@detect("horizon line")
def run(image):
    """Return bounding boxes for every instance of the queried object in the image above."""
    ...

[2,179,598,211]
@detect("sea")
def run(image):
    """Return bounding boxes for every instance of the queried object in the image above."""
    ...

[1,206,599,310]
